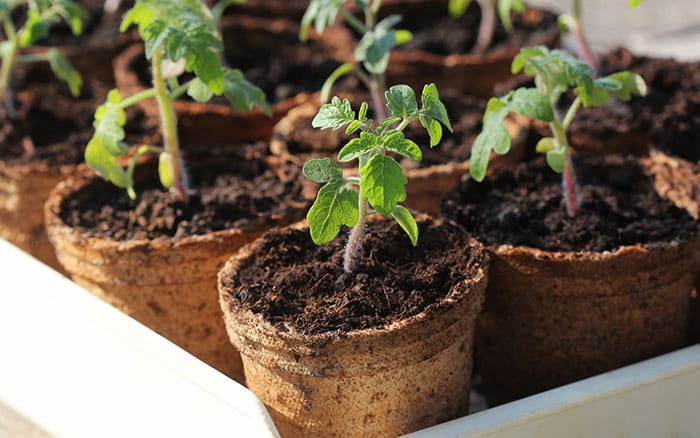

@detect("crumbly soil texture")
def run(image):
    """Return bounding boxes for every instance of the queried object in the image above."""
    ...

[442,155,698,252]
[0,77,153,167]
[285,91,486,169]
[224,219,484,335]
[599,49,700,163]
[394,3,558,56]
[60,142,306,241]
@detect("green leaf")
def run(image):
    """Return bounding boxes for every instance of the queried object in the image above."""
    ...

[385,84,418,118]
[320,63,355,103]
[546,148,566,173]
[421,83,453,132]
[376,116,402,133]
[307,182,359,244]
[358,101,368,121]
[158,152,175,188]
[470,103,511,182]
[19,11,49,47]
[92,90,128,156]
[391,205,418,246]
[345,120,362,135]
[222,69,271,115]
[303,158,344,183]
[299,0,345,41]
[383,131,422,162]
[448,0,471,17]
[604,71,648,101]
[312,96,355,130]
[47,48,82,97]
[419,113,442,147]
[85,136,128,189]
[507,88,553,122]
[121,2,155,33]
[360,154,407,215]
[187,77,214,102]
[628,0,643,8]
[338,132,379,162]
[394,29,413,46]
[535,137,555,153]
[498,0,525,32]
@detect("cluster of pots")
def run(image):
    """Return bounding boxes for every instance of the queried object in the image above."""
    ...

[3,0,700,436]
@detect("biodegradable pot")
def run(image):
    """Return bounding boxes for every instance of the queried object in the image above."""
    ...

[113,15,354,146]
[442,151,700,405]
[218,218,488,437]
[377,2,559,98]
[45,144,307,382]
[270,92,530,215]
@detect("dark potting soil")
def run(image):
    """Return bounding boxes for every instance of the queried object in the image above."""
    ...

[598,48,700,163]
[441,155,698,252]
[396,4,558,56]
[59,142,307,241]
[223,218,484,335]
[283,91,486,169]
[0,79,154,167]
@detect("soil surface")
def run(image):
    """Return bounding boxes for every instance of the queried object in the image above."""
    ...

[282,91,486,169]
[395,4,558,56]
[442,155,698,252]
[60,142,307,241]
[0,78,154,167]
[599,48,700,163]
[223,218,484,335]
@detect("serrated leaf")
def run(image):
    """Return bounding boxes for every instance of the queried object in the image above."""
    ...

[93,90,128,156]
[360,154,406,215]
[338,132,379,162]
[470,106,510,182]
[312,96,355,130]
[307,182,359,244]
[158,152,175,189]
[448,0,471,18]
[535,137,555,153]
[419,113,442,147]
[385,84,418,118]
[85,137,128,189]
[421,83,453,132]
[222,69,271,115]
[507,88,553,122]
[392,205,418,246]
[383,131,422,162]
[47,48,82,97]
[546,148,566,173]
[303,158,344,183]
[299,0,345,41]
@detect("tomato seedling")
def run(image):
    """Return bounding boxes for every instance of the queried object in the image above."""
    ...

[447,0,525,55]
[84,0,270,202]
[469,46,647,217]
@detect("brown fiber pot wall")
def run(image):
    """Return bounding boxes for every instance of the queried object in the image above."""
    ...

[0,160,79,270]
[270,99,530,215]
[44,167,304,382]
[385,8,560,99]
[218,222,488,437]
[474,151,700,405]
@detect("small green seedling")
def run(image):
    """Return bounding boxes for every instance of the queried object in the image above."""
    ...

[300,0,413,120]
[469,46,647,217]
[304,83,452,273]
[447,0,525,55]
[0,0,86,113]
[558,0,644,70]
[84,0,269,202]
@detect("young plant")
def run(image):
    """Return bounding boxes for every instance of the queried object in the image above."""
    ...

[300,0,413,119]
[469,46,647,217]
[447,0,525,55]
[0,0,85,113]
[558,0,644,71]
[84,0,270,202]
[304,83,452,273]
